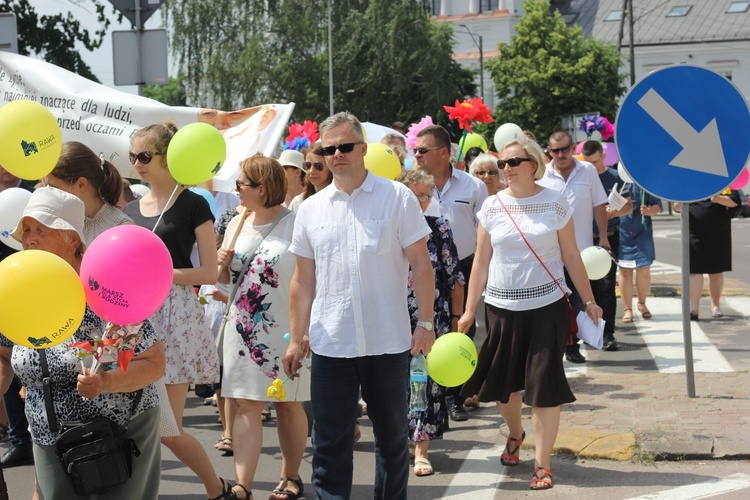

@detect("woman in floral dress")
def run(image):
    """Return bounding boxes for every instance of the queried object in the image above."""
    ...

[399,170,465,477]
[218,154,309,500]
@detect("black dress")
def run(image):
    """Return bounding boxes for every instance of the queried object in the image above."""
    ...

[688,191,741,274]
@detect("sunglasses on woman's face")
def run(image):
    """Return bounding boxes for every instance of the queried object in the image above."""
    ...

[497,157,533,169]
[304,161,326,172]
[128,151,165,165]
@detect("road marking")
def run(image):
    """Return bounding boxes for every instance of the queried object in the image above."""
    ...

[442,446,505,499]
[653,228,682,239]
[720,297,750,320]
[631,297,734,373]
[649,260,682,275]
[624,472,750,499]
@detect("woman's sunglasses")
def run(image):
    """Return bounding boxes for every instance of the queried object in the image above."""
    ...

[320,142,364,156]
[304,161,326,172]
[128,151,165,165]
[497,157,533,169]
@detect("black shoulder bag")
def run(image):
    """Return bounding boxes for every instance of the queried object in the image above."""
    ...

[40,349,143,495]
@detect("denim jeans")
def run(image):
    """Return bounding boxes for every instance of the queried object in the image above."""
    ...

[311,351,409,500]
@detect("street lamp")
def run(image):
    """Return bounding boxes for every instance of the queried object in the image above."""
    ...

[458,24,484,101]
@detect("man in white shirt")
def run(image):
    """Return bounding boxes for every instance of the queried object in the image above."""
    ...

[414,125,487,422]
[537,130,609,363]
[284,112,435,500]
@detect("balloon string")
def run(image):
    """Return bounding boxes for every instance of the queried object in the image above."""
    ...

[151,184,181,234]
[455,129,468,166]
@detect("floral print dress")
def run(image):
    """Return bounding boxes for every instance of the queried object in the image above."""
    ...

[407,215,465,442]
[220,212,310,402]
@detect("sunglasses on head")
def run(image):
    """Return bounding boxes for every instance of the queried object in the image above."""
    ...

[128,151,164,165]
[304,161,326,172]
[320,141,364,156]
[413,146,441,155]
[548,145,572,155]
[498,157,533,169]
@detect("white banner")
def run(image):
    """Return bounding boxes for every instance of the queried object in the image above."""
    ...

[0,51,294,192]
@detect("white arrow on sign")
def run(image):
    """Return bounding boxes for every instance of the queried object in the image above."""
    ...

[637,88,728,177]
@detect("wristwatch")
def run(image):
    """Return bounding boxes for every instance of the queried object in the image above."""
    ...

[416,321,434,331]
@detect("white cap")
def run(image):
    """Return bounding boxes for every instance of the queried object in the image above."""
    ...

[278,149,305,171]
[11,187,85,244]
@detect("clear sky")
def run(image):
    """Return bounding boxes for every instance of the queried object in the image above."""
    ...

[31,0,168,94]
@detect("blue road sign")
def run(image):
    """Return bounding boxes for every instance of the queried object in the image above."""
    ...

[615,65,750,203]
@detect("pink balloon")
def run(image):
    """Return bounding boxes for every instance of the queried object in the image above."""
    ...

[730,168,749,190]
[80,225,173,324]
[575,141,585,154]
[602,142,619,166]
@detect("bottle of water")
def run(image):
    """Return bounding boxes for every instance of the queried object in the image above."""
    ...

[409,352,429,412]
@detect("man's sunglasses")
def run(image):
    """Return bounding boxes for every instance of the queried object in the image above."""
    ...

[304,161,326,172]
[320,142,364,156]
[413,146,441,155]
[548,145,572,155]
[498,157,533,169]
[129,151,165,165]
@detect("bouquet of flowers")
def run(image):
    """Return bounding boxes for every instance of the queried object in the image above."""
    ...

[70,322,144,375]
[284,120,320,151]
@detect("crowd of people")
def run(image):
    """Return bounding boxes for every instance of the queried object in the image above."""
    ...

[0,108,741,499]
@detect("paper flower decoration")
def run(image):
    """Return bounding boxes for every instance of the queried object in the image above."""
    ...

[405,116,434,150]
[443,97,493,133]
[284,120,320,151]
[70,322,144,374]
[578,115,615,140]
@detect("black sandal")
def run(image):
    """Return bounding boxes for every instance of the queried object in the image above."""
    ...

[232,483,253,500]
[209,477,237,500]
[272,476,304,500]
[0,423,8,442]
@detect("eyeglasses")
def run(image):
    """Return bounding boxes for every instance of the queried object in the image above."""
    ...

[548,145,572,155]
[413,146,441,155]
[320,142,364,156]
[414,193,431,202]
[235,180,261,191]
[475,170,499,177]
[498,157,533,169]
[303,161,326,172]
[128,151,165,165]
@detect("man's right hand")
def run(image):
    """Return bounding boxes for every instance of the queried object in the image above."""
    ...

[282,337,310,378]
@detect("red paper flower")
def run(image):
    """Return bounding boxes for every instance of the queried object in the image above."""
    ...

[284,120,320,150]
[443,97,493,132]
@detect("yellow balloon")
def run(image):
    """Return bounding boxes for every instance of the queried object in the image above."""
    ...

[425,332,478,387]
[0,250,85,349]
[364,143,401,180]
[0,100,63,180]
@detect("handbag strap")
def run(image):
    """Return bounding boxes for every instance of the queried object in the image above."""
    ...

[495,193,573,310]
[220,209,292,322]
[39,348,142,434]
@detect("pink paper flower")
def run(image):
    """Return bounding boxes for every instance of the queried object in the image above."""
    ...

[406,116,435,150]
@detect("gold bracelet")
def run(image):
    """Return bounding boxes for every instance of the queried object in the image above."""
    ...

[584,300,596,307]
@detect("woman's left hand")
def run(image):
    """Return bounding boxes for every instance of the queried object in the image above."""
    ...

[77,367,108,399]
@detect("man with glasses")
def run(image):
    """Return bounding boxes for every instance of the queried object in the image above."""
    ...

[537,131,609,363]
[414,125,487,422]
[284,112,435,500]
[582,140,633,351]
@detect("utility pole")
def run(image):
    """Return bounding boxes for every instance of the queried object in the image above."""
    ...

[458,25,484,101]
[628,0,635,85]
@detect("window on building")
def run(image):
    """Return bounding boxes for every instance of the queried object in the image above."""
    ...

[480,0,499,12]
[666,5,692,17]
[425,0,441,16]
[604,10,622,22]
[727,2,750,13]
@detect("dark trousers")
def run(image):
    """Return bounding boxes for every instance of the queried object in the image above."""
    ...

[592,231,619,337]
[4,376,30,446]
[446,254,474,405]
[564,268,585,355]
[311,351,409,500]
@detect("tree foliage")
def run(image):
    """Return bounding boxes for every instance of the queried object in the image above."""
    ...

[0,0,118,82]
[164,0,475,126]
[487,0,627,144]
[143,76,187,106]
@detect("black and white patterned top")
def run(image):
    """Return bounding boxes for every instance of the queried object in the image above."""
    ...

[0,307,160,446]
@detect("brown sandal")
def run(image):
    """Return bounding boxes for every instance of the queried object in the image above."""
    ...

[500,431,525,466]
[638,302,652,319]
[530,467,553,490]
[622,309,634,323]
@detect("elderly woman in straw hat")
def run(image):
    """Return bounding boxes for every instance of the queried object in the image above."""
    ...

[0,187,165,500]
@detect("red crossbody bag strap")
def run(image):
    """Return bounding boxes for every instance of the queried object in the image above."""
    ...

[495,193,576,343]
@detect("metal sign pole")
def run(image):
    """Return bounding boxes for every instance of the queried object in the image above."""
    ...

[681,204,696,397]
[135,0,143,95]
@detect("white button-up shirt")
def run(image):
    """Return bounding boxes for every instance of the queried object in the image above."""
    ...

[537,158,607,251]
[290,172,431,358]
[426,167,488,260]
